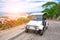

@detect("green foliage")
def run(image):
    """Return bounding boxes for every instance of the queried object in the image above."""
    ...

[42,2,60,19]
[42,2,57,8]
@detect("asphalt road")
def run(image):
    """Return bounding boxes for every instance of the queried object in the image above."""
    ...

[10,20,60,40]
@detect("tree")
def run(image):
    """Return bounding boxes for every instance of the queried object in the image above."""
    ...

[42,2,60,19]
[42,2,57,9]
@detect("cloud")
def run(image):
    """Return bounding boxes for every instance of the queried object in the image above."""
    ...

[26,0,56,2]
[0,0,57,13]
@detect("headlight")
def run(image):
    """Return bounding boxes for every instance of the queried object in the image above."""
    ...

[26,25,30,27]
[39,25,44,30]
[26,25,30,28]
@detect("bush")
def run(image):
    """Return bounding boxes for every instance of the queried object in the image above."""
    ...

[0,17,30,30]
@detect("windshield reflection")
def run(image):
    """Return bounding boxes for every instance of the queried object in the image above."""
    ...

[31,15,42,21]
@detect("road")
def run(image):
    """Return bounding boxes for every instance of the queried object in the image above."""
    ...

[10,20,60,40]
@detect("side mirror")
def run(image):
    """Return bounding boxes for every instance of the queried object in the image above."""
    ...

[42,17,46,20]
[45,18,46,20]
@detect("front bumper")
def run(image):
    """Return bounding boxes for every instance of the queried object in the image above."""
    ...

[26,25,44,31]
[26,26,40,31]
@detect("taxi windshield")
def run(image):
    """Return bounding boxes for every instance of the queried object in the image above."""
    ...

[31,15,42,21]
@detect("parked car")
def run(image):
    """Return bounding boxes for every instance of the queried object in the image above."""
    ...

[25,13,49,36]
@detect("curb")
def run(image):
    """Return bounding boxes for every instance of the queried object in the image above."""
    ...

[0,25,26,40]
[8,29,25,40]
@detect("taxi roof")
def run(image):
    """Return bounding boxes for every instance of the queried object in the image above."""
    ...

[30,13,44,15]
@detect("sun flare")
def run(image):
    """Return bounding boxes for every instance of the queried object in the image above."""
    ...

[7,7,20,13]
[4,6,28,19]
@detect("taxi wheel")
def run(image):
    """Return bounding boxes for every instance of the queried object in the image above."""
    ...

[40,30,44,36]
[25,29,29,33]
[46,26,48,29]
[38,30,44,36]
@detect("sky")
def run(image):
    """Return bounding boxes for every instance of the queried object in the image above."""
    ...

[0,0,58,12]
[0,0,59,19]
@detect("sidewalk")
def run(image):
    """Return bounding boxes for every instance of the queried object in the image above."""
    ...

[0,25,25,40]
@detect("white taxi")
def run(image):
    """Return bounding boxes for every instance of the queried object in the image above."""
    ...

[25,13,49,36]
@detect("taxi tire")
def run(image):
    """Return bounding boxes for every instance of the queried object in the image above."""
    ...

[40,30,44,36]
[38,30,44,36]
[25,29,29,33]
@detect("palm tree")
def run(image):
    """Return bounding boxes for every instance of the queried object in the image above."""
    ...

[42,2,60,19]
[42,2,57,9]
